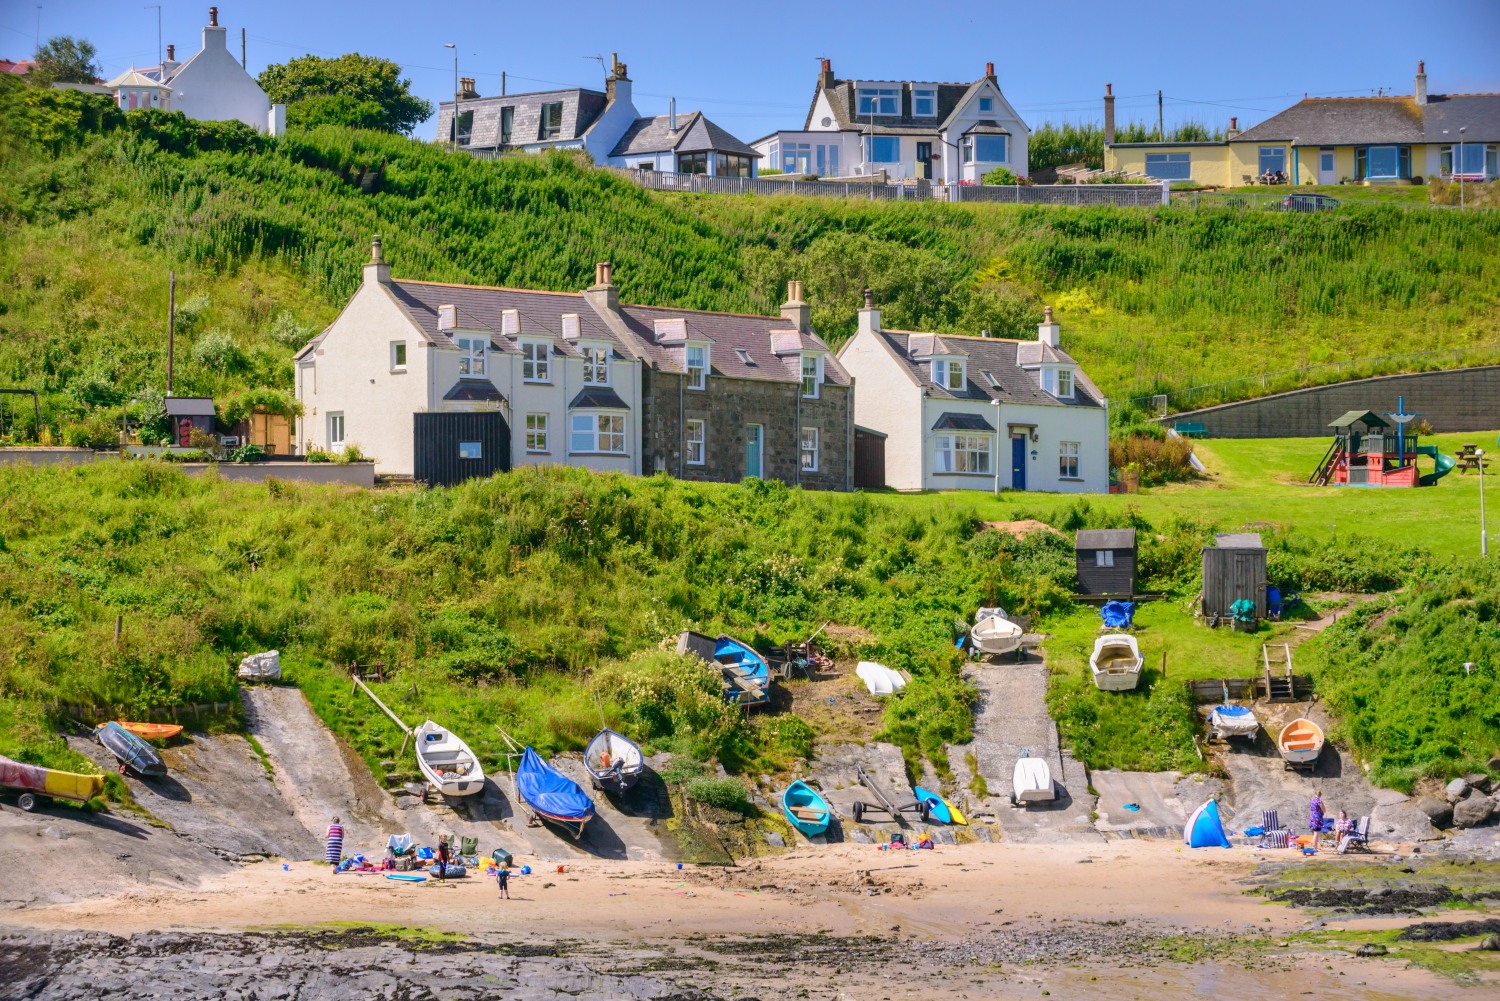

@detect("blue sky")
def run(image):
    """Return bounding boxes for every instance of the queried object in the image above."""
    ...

[7,1,1499,141]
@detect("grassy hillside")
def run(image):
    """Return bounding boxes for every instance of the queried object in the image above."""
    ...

[3,78,1499,438]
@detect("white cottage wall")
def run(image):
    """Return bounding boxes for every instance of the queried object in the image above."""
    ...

[169,23,271,131]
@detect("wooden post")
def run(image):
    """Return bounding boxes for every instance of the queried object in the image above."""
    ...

[114,615,122,642]
[1160,650,1167,678]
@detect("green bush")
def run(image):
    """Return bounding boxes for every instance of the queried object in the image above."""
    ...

[684,777,751,813]
[230,443,267,463]
[60,411,119,448]
[191,330,246,372]
[305,450,334,463]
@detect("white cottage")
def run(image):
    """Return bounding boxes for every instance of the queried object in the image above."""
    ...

[295,239,643,480]
[837,298,1108,492]
[751,59,1029,183]
[105,6,281,134]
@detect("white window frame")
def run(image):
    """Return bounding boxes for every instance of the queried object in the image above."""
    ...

[933,358,966,391]
[973,135,1007,163]
[1095,550,1114,568]
[327,412,346,453]
[521,340,550,383]
[1060,440,1081,479]
[389,340,407,372]
[685,343,709,390]
[1056,369,1074,399]
[856,87,899,116]
[934,433,991,474]
[801,354,822,399]
[686,418,706,466]
[456,337,487,378]
[582,344,609,386]
[978,97,994,112]
[800,427,819,472]
[570,412,627,454]
[525,413,549,453]
[913,89,936,117]
[865,135,900,163]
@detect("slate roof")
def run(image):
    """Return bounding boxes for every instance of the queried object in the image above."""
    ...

[444,382,506,403]
[874,331,1105,409]
[1422,93,1500,143]
[1076,529,1136,551]
[435,88,609,150]
[388,281,622,360]
[609,111,759,158]
[931,412,996,432]
[164,396,215,417]
[809,77,975,136]
[1233,97,1424,146]
[569,387,630,410]
[615,305,850,386]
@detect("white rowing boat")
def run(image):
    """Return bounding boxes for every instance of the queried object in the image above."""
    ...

[855,661,907,697]
[1011,749,1055,807]
[584,728,644,794]
[1089,634,1143,691]
[413,719,484,796]
[971,607,1024,658]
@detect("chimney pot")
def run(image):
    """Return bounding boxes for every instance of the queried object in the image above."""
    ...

[821,58,830,73]
[1105,82,1112,97]
[985,62,995,78]
[209,6,218,27]
[863,288,873,309]
[371,236,383,263]
[1230,116,1238,131]
[166,44,175,61]
[1044,305,1053,324]
[1418,60,1424,74]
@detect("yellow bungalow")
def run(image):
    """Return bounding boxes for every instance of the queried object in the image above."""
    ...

[1103,62,1499,188]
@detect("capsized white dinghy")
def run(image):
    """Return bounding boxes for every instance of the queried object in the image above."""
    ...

[413,719,485,796]
[855,661,907,697]
[971,607,1024,657]
[1011,748,1055,806]
[1089,634,1143,691]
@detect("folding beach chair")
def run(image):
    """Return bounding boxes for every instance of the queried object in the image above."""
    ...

[1337,816,1371,854]
[386,833,414,856]
[1259,809,1290,849]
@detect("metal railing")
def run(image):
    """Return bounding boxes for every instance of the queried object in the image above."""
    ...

[1129,344,1500,413]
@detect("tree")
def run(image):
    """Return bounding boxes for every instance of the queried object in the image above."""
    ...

[30,36,101,86]
[258,54,432,135]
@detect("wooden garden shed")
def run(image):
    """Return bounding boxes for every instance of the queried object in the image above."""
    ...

[1075,528,1137,596]
[1201,532,1268,619]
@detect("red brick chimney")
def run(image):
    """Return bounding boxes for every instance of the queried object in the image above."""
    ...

[985,61,995,79]
[819,58,834,89]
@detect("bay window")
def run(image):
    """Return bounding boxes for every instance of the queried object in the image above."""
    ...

[1441,143,1494,177]
[1356,145,1410,181]
[570,413,626,454]
[934,434,991,474]
[973,135,1007,162]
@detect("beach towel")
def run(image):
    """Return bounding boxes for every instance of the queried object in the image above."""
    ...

[325,823,344,865]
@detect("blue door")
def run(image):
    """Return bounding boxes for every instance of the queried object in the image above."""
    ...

[745,424,763,479]
[1011,435,1027,491]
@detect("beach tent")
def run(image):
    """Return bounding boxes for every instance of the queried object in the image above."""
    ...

[1185,798,1231,848]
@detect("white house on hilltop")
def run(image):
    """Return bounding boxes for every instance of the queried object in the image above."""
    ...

[103,6,283,135]
[750,59,1029,183]
[837,301,1108,492]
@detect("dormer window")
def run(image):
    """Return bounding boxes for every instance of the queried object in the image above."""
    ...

[1057,369,1074,399]
[932,358,966,391]
[913,88,936,117]
[685,343,710,390]
[582,344,609,386]
[801,354,823,399]
[857,87,899,115]
[456,337,487,378]
[521,340,550,382]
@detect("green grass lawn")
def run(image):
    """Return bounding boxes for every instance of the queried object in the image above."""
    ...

[883,431,1499,560]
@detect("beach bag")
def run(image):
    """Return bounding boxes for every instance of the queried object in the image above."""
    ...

[459,836,478,856]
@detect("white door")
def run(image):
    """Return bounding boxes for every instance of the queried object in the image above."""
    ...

[1318,149,1336,185]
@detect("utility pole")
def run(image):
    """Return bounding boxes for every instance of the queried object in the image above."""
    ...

[1157,90,1164,141]
[167,271,176,397]
[241,27,246,69]
[444,43,458,152]
[34,5,41,55]
[145,5,160,68]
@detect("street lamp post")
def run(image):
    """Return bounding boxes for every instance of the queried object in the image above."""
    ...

[1459,126,1467,209]
[1479,448,1488,557]
[444,43,458,153]
[991,399,1002,497]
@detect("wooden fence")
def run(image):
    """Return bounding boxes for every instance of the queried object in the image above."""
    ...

[50,699,242,725]
[1188,676,1312,703]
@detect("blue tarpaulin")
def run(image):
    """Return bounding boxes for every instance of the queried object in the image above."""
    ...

[1100,601,1135,629]
[517,747,595,823]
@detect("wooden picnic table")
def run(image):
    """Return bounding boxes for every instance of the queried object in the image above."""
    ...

[1455,444,1486,474]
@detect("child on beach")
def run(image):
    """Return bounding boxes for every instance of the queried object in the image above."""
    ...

[496,865,510,900]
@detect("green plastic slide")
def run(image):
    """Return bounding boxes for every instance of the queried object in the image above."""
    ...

[1415,445,1456,486]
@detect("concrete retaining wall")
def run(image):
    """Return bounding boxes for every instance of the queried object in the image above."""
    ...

[1172,366,1500,438]
[0,447,99,466]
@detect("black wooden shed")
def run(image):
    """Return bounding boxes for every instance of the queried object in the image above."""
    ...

[853,425,887,489]
[1201,532,1268,619]
[413,411,510,487]
[1075,528,1137,596]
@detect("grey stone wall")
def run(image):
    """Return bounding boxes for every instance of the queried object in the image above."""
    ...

[642,370,852,490]
[1174,366,1500,438]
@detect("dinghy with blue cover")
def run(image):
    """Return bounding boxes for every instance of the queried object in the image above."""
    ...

[781,780,832,838]
[516,746,595,839]
[94,722,166,777]
[712,634,771,708]
[1209,704,1259,741]
[1185,798,1231,848]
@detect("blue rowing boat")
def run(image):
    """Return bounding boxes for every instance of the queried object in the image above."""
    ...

[515,746,595,839]
[781,780,831,838]
[714,635,770,708]
[94,721,166,778]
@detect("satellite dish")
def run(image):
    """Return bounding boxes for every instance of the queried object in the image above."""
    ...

[821,116,832,127]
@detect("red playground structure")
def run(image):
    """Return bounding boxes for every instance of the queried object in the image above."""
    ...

[1311,409,1454,487]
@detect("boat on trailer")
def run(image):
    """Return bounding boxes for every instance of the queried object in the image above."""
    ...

[0,755,104,811]
[1208,704,1260,741]
[516,746,595,839]
[584,728,644,794]
[971,608,1024,658]
[1089,634,1143,691]
[1277,717,1324,770]
[413,719,485,796]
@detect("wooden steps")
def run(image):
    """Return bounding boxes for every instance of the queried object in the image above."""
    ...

[1263,643,1298,702]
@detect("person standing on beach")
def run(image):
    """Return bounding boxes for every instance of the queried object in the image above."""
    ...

[496,865,510,900]
[437,834,450,881]
[1308,791,1325,849]
[325,817,345,867]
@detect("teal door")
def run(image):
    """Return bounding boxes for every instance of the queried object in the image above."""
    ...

[1011,435,1027,490]
[745,424,763,479]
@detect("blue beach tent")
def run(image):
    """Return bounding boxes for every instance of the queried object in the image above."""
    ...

[1185,798,1232,849]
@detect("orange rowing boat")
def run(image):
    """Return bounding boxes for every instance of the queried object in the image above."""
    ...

[116,721,183,741]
